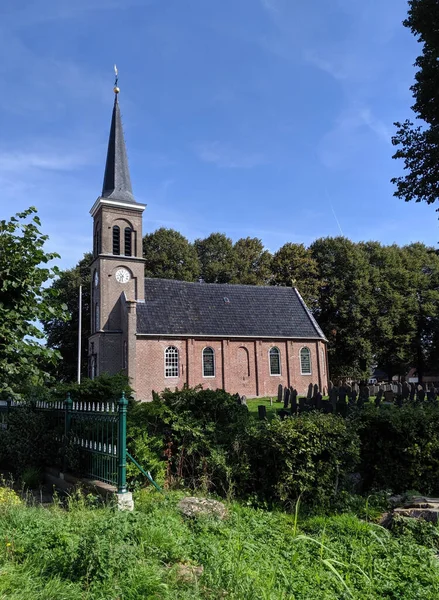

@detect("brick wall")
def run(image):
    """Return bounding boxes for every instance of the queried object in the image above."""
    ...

[134,337,328,401]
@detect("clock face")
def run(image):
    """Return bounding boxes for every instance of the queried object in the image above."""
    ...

[94,271,99,287]
[115,268,131,283]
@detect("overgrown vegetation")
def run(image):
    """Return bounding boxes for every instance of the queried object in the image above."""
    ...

[127,386,439,502]
[0,488,438,599]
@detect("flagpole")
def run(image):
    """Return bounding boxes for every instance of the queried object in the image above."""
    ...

[77,284,82,385]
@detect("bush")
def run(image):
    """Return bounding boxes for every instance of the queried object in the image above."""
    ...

[247,413,360,505]
[357,404,439,494]
[127,386,250,495]
[53,372,132,403]
[127,388,361,505]
[0,486,21,507]
[0,404,62,474]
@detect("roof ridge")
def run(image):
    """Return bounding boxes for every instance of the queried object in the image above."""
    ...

[143,277,296,291]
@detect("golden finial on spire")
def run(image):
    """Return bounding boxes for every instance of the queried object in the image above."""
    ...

[113,64,120,94]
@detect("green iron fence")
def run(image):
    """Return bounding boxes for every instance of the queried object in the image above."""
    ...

[0,393,129,494]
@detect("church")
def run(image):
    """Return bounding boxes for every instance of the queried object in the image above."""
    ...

[88,86,329,401]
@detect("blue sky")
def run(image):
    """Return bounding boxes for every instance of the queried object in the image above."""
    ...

[1,0,437,270]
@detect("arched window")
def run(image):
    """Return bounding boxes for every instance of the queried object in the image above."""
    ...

[112,226,120,255]
[300,347,311,375]
[94,302,100,332]
[321,349,325,376]
[165,346,179,378]
[124,227,132,256]
[94,223,101,256]
[269,347,281,376]
[203,347,215,377]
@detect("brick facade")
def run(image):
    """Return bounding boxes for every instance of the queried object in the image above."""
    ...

[134,336,328,401]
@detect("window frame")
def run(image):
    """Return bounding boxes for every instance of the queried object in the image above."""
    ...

[94,302,100,333]
[269,346,281,376]
[164,346,179,378]
[300,347,312,375]
[124,227,132,257]
[202,347,215,378]
[112,225,120,255]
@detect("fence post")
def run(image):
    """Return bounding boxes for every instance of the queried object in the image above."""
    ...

[117,392,128,494]
[63,393,73,473]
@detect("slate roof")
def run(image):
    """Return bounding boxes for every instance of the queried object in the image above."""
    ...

[101,96,137,204]
[136,278,326,340]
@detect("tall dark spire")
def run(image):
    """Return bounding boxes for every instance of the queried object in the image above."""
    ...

[101,73,136,204]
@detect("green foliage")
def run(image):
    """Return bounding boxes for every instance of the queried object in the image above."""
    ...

[0,404,62,474]
[392,0,439,207]
[195,232,236,283]
[42,253,91,382]
[358,404,439,494]
[0,490,438,599]
[143,228,201,281]
[230,237,272,285]
[310,237,374,378]
[391,514,439,551]
[54,372,132,403]
[0,207,68,398]
[270,242,320,309]
[249,413,360,505]
[128,387,250,495]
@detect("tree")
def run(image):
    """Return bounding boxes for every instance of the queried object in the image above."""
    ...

[231,237,272,285]
[360,242,415,379]
[42,253,91,382]
[195,233,236,283]
[392,0,439,208]
[400,243,439,381]
[310,237,374,379]
[270,243,320,309]
[143,228,200,281]
[0,207,67,397]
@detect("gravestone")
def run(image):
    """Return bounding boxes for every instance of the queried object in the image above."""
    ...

[307,383,313,400]
[283,387,290,409]
[338,386,348,405]
[384,390,393,403]
[417,386,426,403]
[402,382,410,400]
[258,405,267,420]
[277,384,283,404]
[290,389,298,413]
[409,383,416,402]
[375,390,383,407]
[329,386,338,411]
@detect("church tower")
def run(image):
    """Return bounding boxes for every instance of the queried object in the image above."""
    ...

[88,79,145,378]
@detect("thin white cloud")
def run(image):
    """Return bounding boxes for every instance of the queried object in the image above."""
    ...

[260,0,280,17]
[0,151,88,173]
[194,141,267,169]
[318,106,391,170]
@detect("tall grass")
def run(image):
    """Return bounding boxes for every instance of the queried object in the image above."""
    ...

[0,489,437,599]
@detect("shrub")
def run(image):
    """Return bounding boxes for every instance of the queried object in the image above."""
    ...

[357,404,439,494]
[0,486,21,507]
[247,413,360,505]
[0,404,62,474]
[127,386,250,495]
